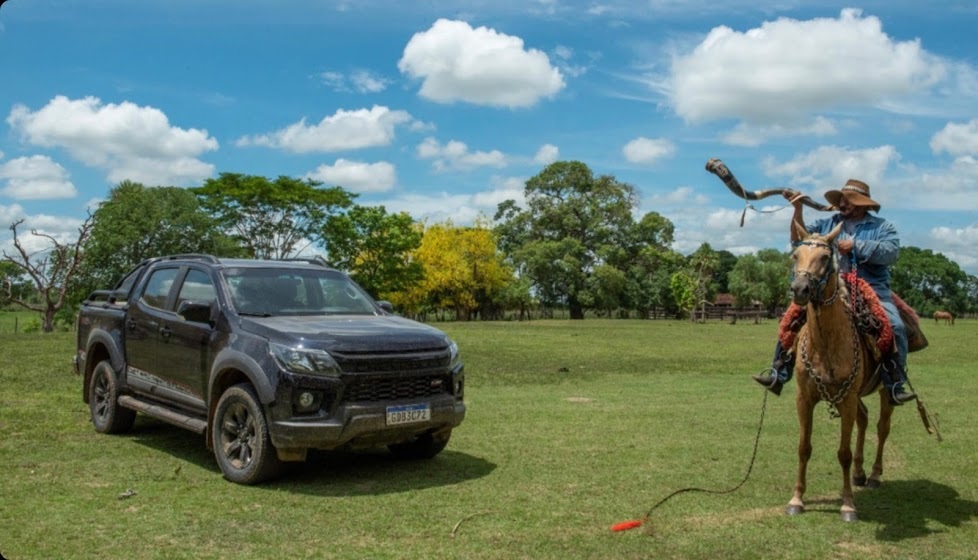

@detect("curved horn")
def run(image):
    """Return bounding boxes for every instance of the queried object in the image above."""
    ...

[705,158,835,212]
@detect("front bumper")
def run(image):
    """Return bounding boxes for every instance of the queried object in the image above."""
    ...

[268,395,465,450]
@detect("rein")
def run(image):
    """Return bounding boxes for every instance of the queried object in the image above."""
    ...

[794,238,860,418]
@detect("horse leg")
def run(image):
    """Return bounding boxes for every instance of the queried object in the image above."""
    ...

[867,392,895,488]
[852,401,869,486]
[787,397,814,515]
[838,400,859,522]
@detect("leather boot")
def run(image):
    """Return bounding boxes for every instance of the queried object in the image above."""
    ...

[751,347,792,396]
[752,370,783,395]
[883,360,917,406]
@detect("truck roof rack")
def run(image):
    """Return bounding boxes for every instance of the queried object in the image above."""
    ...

[148,254,220,264]
[280,256,331,268]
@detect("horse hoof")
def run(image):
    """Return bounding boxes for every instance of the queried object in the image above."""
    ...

[853,474,867,487]
[841,511,858,523]
[866,479,881,489]
[785,505,804,516]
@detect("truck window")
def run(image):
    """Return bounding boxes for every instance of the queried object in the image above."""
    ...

[176,269,217,310]
[140,268,180,310]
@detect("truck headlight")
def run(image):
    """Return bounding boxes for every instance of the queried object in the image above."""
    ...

[448,340,462,371]
[270,343,342,377]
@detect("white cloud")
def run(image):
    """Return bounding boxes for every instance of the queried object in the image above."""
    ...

[0,155,77,199]
[722,116,838,147]
[350,70,390,93]
[622,137,675,164]
[761,145,900,197]
[665,9,945,124]
[6,95,217,186]
[930,119,978,157]
[534,143,559,164]
[398,18,565,108]
[237,106,413,153]
[931,223,978,272]
[417,137,507,171]
[0,206,88,256]
[320,70,391,93]
[376,176,526,225]
[305,159,396,193]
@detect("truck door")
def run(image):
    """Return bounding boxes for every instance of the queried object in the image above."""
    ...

[160,267,219,412]
[125,265,181,395]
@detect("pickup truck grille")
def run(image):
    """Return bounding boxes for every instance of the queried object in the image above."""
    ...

[331,348,454,403]
[330,348,450,374]
[342,374,452,402]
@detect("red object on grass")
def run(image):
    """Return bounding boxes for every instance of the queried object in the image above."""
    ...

[610,520,644,532]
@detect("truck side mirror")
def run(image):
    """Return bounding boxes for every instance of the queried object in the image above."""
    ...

[178,300,217,325]
[376,300,394,314]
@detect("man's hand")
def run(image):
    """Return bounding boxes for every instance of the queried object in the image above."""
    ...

[837,239,854,255]
[782,189,805,208]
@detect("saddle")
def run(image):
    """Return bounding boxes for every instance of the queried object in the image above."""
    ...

[778,273,928,362]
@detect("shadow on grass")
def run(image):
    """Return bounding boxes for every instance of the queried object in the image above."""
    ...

[126,417,496,493]
[855,479,978,540]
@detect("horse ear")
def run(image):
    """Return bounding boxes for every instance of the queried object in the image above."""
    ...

[825,222,844,243]
[792,220,808,240]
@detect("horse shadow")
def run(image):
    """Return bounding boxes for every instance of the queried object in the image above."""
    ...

[854,479,978,541]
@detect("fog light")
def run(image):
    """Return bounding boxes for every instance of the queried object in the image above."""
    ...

[298,392,315,408]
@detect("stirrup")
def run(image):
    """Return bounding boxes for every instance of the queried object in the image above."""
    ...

[752,368,783,396]
[890,386,917,406]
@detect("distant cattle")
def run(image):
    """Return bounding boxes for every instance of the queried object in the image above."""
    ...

[933,310,954,326]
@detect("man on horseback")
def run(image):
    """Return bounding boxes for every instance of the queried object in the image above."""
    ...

[752,179,918,405]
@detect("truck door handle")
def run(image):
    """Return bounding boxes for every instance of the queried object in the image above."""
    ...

[127,319,137,331]
[160,326,172,339]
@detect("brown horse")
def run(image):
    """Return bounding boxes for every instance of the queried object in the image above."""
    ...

[785,222,896,522]
[934,310,954,325]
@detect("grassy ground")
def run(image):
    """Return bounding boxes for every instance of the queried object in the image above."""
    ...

[0,318,975,559]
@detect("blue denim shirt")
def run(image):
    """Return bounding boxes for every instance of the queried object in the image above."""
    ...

[807,213,899,300]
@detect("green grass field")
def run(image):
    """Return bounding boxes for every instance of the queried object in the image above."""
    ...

[1,319,975,559]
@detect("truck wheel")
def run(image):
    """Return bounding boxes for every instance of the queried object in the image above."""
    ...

[388,428,451,460]
[89,360,136,434]
[212,384,281,485]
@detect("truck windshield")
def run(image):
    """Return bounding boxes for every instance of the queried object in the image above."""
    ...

[223,268,378,316]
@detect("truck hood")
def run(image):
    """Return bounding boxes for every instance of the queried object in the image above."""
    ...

[239,314,451,353]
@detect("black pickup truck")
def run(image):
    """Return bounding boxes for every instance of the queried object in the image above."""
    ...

[74,254,465,484]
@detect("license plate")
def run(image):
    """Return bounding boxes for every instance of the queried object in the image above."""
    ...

[386,403,430,426]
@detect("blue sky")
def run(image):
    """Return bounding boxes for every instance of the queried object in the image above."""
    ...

[2,0,977,275]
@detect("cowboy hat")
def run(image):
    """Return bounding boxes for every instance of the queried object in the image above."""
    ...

[825,179,881,212]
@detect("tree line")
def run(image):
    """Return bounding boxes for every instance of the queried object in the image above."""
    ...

[3,161,976,332]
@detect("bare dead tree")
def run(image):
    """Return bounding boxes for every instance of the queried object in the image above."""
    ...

[2,215,94,332]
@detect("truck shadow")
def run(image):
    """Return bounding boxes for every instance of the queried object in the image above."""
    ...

[126,417,496,494]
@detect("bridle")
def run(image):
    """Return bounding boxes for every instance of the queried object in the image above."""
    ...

[792,238,841,306]
[793,236,860,418]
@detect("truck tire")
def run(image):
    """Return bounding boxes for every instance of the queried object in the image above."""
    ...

[89,360,136,434]
[212,384,281,485]
[388,428,451,460]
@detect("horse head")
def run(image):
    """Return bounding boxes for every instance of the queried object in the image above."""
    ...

[789,221,844,306]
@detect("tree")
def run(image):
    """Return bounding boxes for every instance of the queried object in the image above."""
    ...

[2,217,92,332]
[494,161,638,319]
[728,248,790,315]
[397,221,514,320]
[78,181,241,295]
[319,205,423,299]
[891,246,968,315]
[0,261,31,303]
[195,173,355,259]
[607,211,681,318]
[684,243,721,321]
